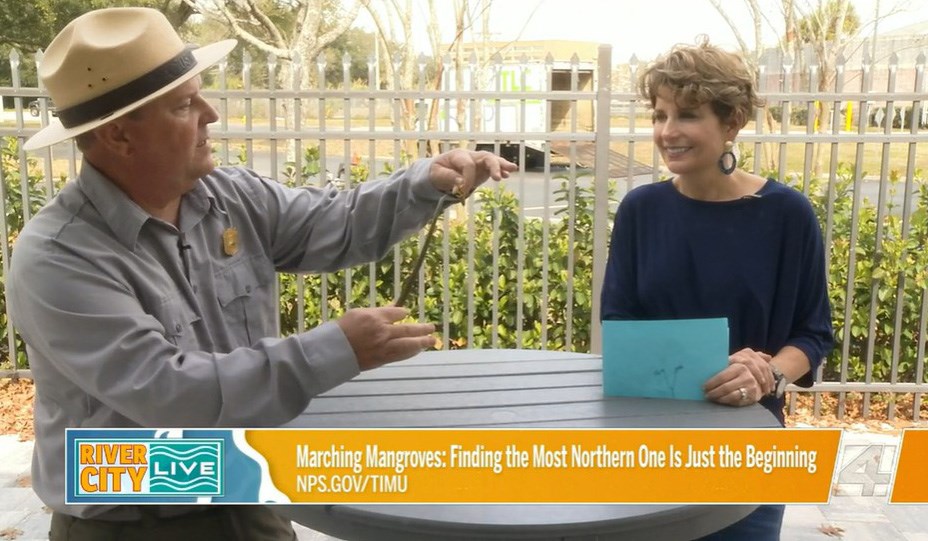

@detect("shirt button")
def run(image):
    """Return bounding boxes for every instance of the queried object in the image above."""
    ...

[174,323,182,333]
[245,285,252,294]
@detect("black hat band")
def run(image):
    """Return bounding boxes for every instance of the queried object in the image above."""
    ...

[57,48,196,128]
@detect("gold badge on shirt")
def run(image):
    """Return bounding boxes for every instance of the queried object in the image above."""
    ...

[222,227,238,256]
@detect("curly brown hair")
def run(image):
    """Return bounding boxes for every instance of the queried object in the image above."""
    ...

[638,37,764,128]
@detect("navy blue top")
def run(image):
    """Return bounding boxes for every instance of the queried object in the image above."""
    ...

[601,179,834,422]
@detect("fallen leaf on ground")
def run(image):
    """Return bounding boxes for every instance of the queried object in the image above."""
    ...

[0,527,23,540]
[0,379,35,441]
[819,523,846,537]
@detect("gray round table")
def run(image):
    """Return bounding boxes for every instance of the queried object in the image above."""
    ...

[277,349,781,541]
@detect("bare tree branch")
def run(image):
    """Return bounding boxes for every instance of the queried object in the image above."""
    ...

[243,0,286,47]
[160,0,195,28]
[708,0,752,57]
[317,0,367,49]
[183,0,290,57]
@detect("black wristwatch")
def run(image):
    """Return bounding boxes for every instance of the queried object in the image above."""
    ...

[769,364,787,399]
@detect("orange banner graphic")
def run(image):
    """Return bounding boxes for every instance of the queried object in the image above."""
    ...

[890,429,928,503]
[245,428,840,504]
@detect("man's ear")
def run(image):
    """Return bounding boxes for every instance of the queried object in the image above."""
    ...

[93,120,134,157]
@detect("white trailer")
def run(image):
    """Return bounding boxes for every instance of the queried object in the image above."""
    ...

[441,59,595,168]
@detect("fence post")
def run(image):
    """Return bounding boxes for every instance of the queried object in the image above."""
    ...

[591,44,611,354]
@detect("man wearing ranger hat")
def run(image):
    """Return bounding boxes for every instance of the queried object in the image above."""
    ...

[10,7,515,539]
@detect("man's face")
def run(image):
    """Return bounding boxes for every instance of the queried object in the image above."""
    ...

[120,76,219,195]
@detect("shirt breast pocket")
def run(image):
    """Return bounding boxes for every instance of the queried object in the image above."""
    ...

[215,255,273,346]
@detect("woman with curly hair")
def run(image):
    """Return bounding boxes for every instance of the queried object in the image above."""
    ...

[601,39,834,539]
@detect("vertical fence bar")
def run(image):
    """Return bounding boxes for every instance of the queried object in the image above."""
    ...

[466,52,478,347]
[293,55,307,333]
[785,48,799,418]
[218,58,230,165]
[243,51,254,170]
[516,55,528,348]
[564,53,579,350]
[917,289,928,420]
[33,51,55,200]
[802,54,815,195]
[391,52,403,304]
[9,50,24,146]
[267,54,279,181]
[540,53,552,349]
[415,54,429,320]
[755,54,767,177]
[833,55,859,420]
[792,54,812,422]
[591,45,612,354]
[343,53,354,311]
[627,55,639,193]
[862,49,883,419]
[777,55,792,182]
[267,54,286,333]
[888,52,917,421]
[315,55,329,323]
[0,136,17,374]
[292,54,304,181]
[12,53,31,227]
[368,54,379,308]
[910,53,926,419]
[490,53,502,348]
[809,58,825,419]
[439,54,452,351]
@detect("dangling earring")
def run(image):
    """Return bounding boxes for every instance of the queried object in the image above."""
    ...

[718,141,736,175]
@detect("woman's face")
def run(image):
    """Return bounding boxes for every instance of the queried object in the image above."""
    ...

[651,87,737,179]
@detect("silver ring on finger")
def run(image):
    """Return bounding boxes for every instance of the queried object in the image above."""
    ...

[738,387,748,403]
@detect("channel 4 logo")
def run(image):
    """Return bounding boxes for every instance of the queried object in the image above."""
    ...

[74,438,224,497]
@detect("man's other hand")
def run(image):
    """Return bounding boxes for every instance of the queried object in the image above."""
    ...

[337,307,436,370]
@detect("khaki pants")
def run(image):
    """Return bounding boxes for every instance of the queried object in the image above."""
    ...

[50,506,297,541]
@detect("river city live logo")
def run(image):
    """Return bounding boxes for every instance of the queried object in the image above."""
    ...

[72,437,224,498]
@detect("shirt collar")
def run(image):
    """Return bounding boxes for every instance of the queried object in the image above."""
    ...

[76,162,150,249]
[76,162,220,249]
[180,177,220,233]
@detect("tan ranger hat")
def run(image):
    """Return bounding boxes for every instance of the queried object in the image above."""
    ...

[24,7,236,151]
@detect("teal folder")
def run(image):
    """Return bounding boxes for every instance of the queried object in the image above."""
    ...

[602,318,729,400]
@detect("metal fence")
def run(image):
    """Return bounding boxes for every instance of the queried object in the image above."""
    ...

[1,44,927,420]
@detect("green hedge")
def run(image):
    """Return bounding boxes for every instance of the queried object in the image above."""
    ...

[0,137,49,370]
[276,180,602,353]
[800,166,928,381]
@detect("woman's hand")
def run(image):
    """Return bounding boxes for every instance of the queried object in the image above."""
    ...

[703,348,773,406]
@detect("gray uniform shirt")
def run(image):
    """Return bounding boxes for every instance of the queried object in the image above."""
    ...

[8,159,441,520]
